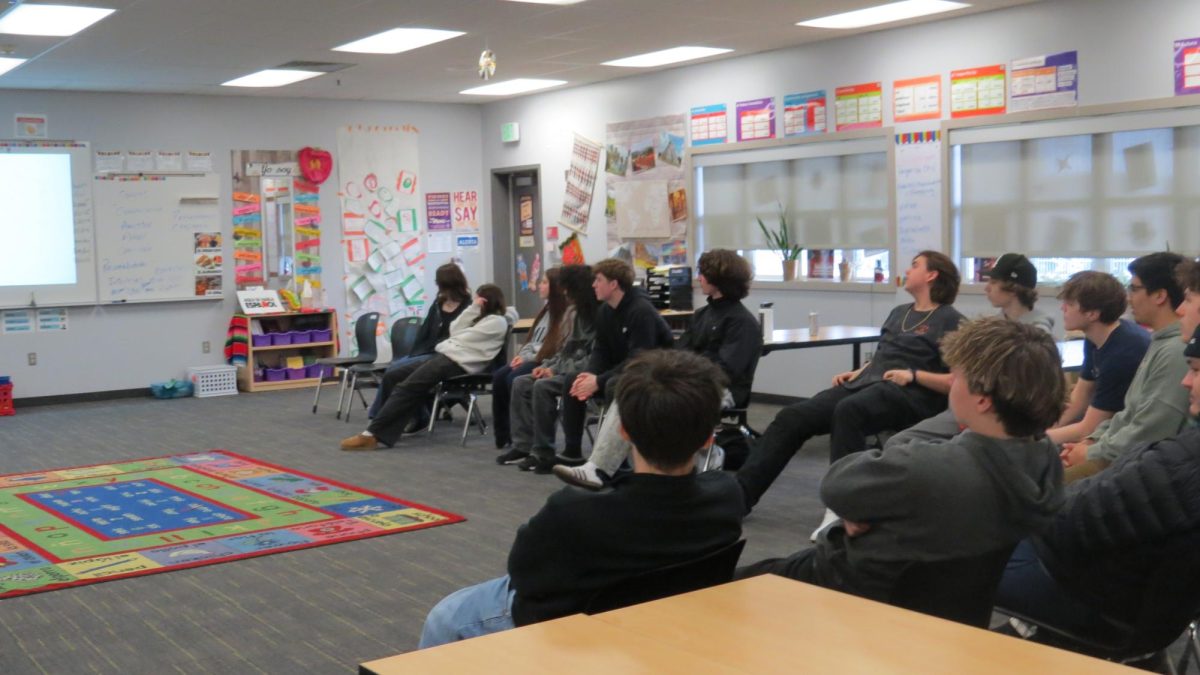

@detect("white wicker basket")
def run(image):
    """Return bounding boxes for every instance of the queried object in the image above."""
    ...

[187,365,239,397]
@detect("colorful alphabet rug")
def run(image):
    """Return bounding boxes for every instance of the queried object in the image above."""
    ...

[0,450,464,599]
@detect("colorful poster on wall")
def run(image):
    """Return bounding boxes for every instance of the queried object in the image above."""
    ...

[689,104,727,146]
[1009,50,1078,112]
[950,64,1007,118]
[559,133,602,234]
[834,82,883,131]
[519,194,534,236]
[425,192,451,231]
[783,91,826,137]
[1175,37,1200,96]
[735,97,775,142]
[892,75,941,122]
[452,190,478,230]
[559,233,585,265]
[605,114,688,268]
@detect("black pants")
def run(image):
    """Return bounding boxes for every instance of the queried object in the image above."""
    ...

[560,376,619,458]
[490,360,538,447]
[367,354,465,446]
[736,382,945,510]
[735,548,818,582]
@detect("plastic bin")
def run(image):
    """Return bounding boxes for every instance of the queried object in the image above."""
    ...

[264,368,287,382]
[0,382,13,416]
[151,380,194,399]
[290,330,312,345]
[187,365,239,397]
[285,367,308,380]
[270,332,293,346]
[307,363,333,379]
[310,328,333,343]
[251,334,272,347]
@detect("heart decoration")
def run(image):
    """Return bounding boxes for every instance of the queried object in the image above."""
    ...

[298,146,333,185]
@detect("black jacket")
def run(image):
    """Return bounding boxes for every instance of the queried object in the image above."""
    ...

[409,301,467,357]
[676,297,762,407]
[586,289,674,391]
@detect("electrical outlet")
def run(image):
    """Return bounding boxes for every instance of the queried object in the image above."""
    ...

[863,350,874,363]
[202,341,211,354]
[27,352,36,366]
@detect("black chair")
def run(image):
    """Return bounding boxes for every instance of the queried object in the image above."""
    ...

[1179,618,1200,674]
[583,539,746,615]
[888,544,1016,628]
[311,311,380,418]
[427,328,511,445]
[342,317,423,423]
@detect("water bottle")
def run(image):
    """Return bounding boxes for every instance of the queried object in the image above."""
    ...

[809,311,820,336]
[758,302,774,339]
[873,260,885,283]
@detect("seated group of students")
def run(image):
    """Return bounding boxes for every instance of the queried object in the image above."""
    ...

[339,247,1200,657]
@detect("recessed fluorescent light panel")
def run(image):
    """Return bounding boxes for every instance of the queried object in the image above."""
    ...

[603,46,732,68]
[333,27,464,54]
[0,57,27,76]
[798,0,970,29]
[221,69,323,88]
[0,3,115,37]
[460,78,567,96]
[503,1,587,5]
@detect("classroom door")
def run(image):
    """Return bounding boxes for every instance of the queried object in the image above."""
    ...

[490,167,543,319]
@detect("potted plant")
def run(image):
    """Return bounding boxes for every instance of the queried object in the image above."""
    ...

[756,204,804,281]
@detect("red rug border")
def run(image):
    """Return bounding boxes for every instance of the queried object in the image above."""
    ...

[0,449,466,600]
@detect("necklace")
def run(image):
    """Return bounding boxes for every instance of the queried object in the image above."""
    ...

[900,304,939,332]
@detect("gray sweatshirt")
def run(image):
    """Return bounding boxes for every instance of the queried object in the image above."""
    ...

[1086,322,1190,463]
[1018,307,1055,334]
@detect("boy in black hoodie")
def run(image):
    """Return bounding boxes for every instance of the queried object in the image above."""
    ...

[737,317,1065,602]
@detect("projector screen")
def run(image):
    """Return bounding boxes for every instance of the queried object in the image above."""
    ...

[0,153,77,286]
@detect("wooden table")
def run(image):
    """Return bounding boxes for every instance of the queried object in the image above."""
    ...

[763,325,882,369]
[360,576,1135,674]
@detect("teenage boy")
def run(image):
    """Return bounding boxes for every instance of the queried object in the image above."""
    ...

[1061,252,1190,482]
[736,317,1066,603]
[418,350,744,648]
[1178,258,1200,344]
[737,251,965,515]
[995,324,1200,642]
[1046,271,1148,446]
[555,249,762,490]
[519,259,673,473]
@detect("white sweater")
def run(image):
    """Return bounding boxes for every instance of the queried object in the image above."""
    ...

[435,304,509,373]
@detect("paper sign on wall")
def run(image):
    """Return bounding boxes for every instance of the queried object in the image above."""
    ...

[783,91,827,137]
[735,98,775,142]
[1175,38,1200,96]
[835,82,883,131]
[892,75,941,122]
[689,104,727,146]
[950,65,1006,118]
[236,290,285,314]
[1010,50,1078,112]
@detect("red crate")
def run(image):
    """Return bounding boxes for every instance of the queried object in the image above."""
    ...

[0,383,13,416]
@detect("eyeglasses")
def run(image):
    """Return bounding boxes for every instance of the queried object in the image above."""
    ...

[1127,283,1145,293]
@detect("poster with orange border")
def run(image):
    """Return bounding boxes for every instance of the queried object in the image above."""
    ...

[892,75,941,122]
[950,64,1006,118]
[834,82,883,131]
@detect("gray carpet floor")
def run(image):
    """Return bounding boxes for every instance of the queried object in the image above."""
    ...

[0,389,826,674]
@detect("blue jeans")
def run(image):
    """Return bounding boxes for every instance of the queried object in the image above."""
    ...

[995,539,1107,637]
[491,360,539,447]
[419,575,516,649]
[367,353,434,418]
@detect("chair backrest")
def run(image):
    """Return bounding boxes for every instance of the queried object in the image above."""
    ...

[583,539,746,615]
[1112,536,1200,656]
[888,545,1016,627]
[390,317,424,360]
[352,312,381,362]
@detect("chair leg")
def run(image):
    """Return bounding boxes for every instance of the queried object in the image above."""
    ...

[461,394,476,446]
[472,394,488,436]
[1178,620,1200,674]
[428,384,443,435]
[343,371,360,423]
[700,444,714,472]
[334,369,350,420]
[311,371,324,414]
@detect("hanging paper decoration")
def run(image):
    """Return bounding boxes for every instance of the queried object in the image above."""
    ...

[298,146,334,184]
[294,177,323,284]
[559,233,585,265]
[479,49,497,80]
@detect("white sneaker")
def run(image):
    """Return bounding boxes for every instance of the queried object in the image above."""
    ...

[810,508,840,542]
[552,462,604,490]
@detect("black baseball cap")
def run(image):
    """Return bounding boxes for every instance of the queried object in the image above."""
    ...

[986,253,1037,289]
[1186,324,1200,359]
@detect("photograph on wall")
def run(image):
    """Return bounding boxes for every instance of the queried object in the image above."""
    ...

[194,232,222,252]
[195,274,222,297]
[656,132,684,167]
[668,183,688,223]
[629,136,657,174]
[605,143,629,176]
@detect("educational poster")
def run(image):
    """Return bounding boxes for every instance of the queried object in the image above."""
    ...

[604,114,688,268]
[950,65,1006,118]
[892,75,941,122]
[1175,37,1200,96]
[835,82,883,131]
[231,149,293,289]
[735,97,775,142]
[894,132,943,288]
[2,309,33,334]
[94,150,124,173]
[689,104,727,146]
[783,91,827,137]
[194,231,222,296]
[155,151,183,172]
[425,192,452,230]
[337,125,424,357]
[14,113,46,139]
[185,151,213,173]
[452,190,478,230]
[126,151,154,173]
[293,177,322,285]
[1009,50,1078,113]
[559,133,602,234]
[35,308,67,332]
[519,194,534,238]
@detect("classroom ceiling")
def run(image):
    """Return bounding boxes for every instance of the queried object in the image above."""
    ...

[0,0,1044,103]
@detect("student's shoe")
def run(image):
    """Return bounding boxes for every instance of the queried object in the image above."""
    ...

[402,417,425,434]
[496,448,528,465]
[556,453,586,467]
[809,508,840,542]
[340,434,379,451]
[552,463,604,490]
[516,455,540,472]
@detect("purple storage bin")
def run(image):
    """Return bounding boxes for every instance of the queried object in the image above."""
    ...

[310,328,333,343]
[307,363,333,379]
[290,330,312,345]
[253,369,265,382]
[264,368,287,382]
[271,332,293,346]
[285,367,308,380]
[251,334,272,348]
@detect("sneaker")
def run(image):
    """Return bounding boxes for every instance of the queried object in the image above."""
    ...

[552,463,604,490]
[556,453,586,467]
[403,417,425,434]
[810,508,840,542]
[340,434,380,451]
[496,448,529,465]
[516,455,540,472]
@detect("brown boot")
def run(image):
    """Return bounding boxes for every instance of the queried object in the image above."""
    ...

[340,434,380,451]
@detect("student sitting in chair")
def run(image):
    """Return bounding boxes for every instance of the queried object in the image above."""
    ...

[1176,257,1200,363]
[418,349,744,648]
[554,248,762,489]
[735,317,1065,603]
[340,284,510,450]
[995,323,1200,644]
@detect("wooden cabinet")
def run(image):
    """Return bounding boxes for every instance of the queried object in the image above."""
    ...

[237,310,339,392]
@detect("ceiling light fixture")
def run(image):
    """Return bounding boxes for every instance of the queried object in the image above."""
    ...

[797,0,970,29]
[0,3,115,37]
[603,46,732,68]
[502,0,587,5]
[0,55,26,76]
[332,27,465,54]
[460,78,566,96]
[221,69,323,88]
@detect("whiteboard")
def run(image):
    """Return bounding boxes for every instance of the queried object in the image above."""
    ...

[894,134,943,273]
[0,141,97,309]
[93,174,223,303]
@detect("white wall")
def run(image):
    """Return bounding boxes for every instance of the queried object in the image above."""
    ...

[479,0,1199,396]
[0,90,482,397]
